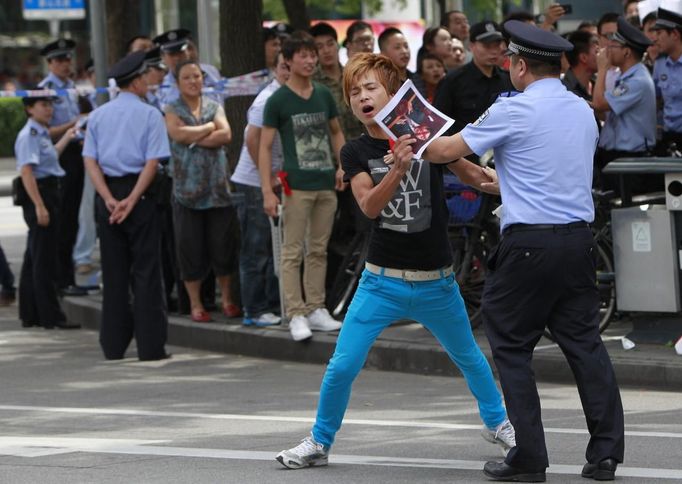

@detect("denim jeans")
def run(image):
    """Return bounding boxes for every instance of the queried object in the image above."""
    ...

[73,174,96,266]
[311,268,508,448]
[233,183,279,317]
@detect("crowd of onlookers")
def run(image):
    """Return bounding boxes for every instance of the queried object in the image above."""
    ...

[1,1,680,355]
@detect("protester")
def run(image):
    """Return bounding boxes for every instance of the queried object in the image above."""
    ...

[344,21,375,59]
[418,26,457,71]
[259,32,345,341]
[38,38,87,297]
[15,91,79,329]
[563,30,599,101]
[311,22,365,140]
[275,53,514,470]
[451,37,467,68]
[415,52,446,102]
[83,50,170,360]
[378,27,413,83]
[232,53,289,327]
[164,60,239,322]
[421,20,625,482]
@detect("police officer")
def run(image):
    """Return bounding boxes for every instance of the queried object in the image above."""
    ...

[14,92,80,329]
[143,46,166,112]
[153,29,222,110]
[651,8,682,153]
[417,20,625,482]
[38,39,87,296]
[593,17,657,193]
[82,51,171,361]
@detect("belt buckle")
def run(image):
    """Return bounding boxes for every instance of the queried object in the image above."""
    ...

[401,269,417,281]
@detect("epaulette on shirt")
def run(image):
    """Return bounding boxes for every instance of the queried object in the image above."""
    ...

[30,128,38,136]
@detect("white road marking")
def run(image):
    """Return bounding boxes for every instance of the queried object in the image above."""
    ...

[1,404,682,439]
[0,436,680,480]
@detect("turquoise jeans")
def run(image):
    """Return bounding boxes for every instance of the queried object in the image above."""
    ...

[312,268,507,447]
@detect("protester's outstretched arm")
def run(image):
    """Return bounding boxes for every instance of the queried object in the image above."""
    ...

[447,160,499,195]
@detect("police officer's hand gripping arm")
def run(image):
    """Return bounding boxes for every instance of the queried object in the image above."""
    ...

[21,128,77,226]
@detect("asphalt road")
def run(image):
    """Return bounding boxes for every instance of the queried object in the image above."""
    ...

[0,311,681,483]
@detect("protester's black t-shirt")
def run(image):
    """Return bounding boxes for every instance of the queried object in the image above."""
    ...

[341,134,452,270]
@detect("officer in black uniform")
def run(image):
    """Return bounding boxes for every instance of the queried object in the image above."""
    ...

[82,51,171,360]
[38,39,87,296]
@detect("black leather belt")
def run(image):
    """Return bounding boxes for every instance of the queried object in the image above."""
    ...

[503,221,590,235]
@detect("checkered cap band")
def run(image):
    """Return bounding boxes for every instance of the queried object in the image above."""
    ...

[508,40,563,58]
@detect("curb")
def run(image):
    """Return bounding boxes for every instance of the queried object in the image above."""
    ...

[62,296,682,391]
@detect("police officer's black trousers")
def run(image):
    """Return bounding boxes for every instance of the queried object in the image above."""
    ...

[96,176,167,360]
[19,178,66,326]
[57,142,84,288]
[482,226,624,471]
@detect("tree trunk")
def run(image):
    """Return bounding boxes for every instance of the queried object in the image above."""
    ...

[282,0,310,32]
[219,0,265,169]
[105,0,141,65]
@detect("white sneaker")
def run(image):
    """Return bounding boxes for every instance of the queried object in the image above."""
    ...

[481,418,516,456]
[276,435,329,469]
[307,308,342,332]
[244,312,281,327]
[289,315,313,341]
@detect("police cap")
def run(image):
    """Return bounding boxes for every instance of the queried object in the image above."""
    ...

[470,21,504,43]
[609,16,652,53]
[153,28,191,53]
[21,85,58,106]
[144,46,166,70]
[652,7,682,31]
[503,20,573,62]
[40,38,76,60]
[108,51,148,85]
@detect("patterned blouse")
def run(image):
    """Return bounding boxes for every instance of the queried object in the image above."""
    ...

[166,96,231,209]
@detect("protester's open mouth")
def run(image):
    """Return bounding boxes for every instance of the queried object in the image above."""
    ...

[362,105,373,114]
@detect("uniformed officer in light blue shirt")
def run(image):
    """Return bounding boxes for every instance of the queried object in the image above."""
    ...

[83,50,171,362]
[14,92,80,330]
[651,7,682,152]
[593,16,658,193]
[38,38,88,296]
[399,19,625,482]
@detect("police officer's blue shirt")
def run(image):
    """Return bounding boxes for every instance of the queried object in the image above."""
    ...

[14,118,66,179]
[460,78,596,230]
[38,72,81,127]
[599,62,656,152]
[653,55,682,133]
[82,92,171,176]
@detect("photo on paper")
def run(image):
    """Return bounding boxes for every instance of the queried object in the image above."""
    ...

[373,79,454,159]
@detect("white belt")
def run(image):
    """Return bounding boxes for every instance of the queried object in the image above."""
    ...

[365,262,453,282]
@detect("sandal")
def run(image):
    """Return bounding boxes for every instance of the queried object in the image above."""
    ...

[191,309,212,323]
[222,303,242,318]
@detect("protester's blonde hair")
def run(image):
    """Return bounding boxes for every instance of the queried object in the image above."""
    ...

[342,53,401,106]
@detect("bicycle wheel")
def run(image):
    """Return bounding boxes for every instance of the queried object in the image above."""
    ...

[543,241,616,340]
[450,230,493,329]
[326,232,369,318]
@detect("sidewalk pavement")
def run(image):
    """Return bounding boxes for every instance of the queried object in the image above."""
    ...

[61,292,682,391]
[0,158,16,197]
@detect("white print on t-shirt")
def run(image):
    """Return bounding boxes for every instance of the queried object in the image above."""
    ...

[367,157,432,233]
[292,112,335,171]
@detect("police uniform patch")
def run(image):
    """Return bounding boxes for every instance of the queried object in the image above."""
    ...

[661,74,668,81]
[30,128,38,136]
[612,82,628,97]
[473,109,490,126]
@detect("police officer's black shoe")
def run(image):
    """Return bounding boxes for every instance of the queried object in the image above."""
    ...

[581,458,617,480]
[60,285,88,297]
[21,321,39,328]
[138,352,172,362]
[43,321,81,329]
[483,461,546,482]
